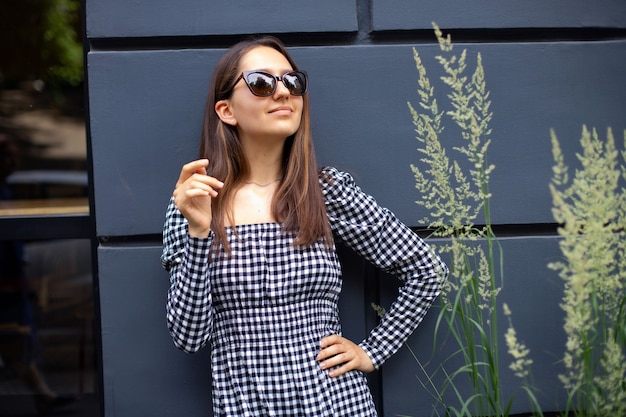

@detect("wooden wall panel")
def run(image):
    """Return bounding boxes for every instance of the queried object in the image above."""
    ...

[89,42,626,236]
[372,0,626,31]
[98,245,213,416]
[87,0,357,38]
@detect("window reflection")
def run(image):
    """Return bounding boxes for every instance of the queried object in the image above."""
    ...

[0,0,87,216]
[0,239,98,415]
[0,90,88,216]
[1,1,98,415]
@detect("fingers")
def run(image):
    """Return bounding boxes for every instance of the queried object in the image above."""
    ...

[172,159,224,238]
[176,159,208,187]
[177,176,220,199]
[316,335,374,378]
[174,159,224,200]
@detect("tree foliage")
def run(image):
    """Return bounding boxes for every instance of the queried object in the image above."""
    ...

[0,0,83,87]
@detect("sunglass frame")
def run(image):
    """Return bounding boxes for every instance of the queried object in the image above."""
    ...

[238,70,308,97]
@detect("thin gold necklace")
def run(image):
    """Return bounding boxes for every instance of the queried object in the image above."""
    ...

[243,178,281,187]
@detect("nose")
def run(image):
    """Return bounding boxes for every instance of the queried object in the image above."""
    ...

[273,78,291,98]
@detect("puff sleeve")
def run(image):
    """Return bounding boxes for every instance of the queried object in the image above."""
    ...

[319,167,448,369]
[161,197,214,353]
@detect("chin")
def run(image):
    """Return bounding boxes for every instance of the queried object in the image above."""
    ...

[274,125,300,139]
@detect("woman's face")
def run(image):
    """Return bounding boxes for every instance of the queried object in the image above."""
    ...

[218,46,304,146]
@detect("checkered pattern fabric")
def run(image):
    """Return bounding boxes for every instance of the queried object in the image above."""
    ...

[162,167,448,416]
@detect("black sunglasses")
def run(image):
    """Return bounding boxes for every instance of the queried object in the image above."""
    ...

[236,70,308,97]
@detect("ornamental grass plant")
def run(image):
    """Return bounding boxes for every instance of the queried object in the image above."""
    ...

[549,127,626,417]
[400,23,625,417]
[404,23,523,417]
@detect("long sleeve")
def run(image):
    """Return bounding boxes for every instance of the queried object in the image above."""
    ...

[319,167,448,369]
[161,197,213,353]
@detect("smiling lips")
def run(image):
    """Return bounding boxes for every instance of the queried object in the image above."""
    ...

[269,106,293,114]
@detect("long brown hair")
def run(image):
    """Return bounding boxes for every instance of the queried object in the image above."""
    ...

[198,36,333,252]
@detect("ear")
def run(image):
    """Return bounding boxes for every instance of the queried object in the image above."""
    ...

[215,100,237,126]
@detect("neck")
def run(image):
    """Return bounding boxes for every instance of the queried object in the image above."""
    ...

[241,138,284,185]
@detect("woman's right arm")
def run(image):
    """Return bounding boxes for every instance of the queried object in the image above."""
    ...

[161,159,223,353]
[161,198,214,353]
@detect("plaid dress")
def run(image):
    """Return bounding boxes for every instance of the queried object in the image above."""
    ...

[162,167,447,416]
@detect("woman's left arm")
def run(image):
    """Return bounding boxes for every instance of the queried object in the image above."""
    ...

[320,167,448,370]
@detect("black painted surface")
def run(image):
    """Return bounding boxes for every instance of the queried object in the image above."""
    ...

[372,0,626,30]
[86,0,357,38]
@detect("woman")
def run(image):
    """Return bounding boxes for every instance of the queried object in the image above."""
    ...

[161,36,448,416]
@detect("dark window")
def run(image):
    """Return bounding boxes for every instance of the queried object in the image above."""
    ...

[0,1,100,415]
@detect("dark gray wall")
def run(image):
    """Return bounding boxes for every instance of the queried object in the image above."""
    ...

[86,1,626,415]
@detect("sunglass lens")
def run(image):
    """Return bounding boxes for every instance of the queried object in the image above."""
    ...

[247,73,275,96]
[284,72,306,96]
[243,71,307,96]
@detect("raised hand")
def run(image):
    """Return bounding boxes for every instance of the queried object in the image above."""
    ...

[173,159,224,238]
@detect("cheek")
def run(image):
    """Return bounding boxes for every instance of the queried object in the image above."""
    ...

[232,102,261,124]
[294,100,304,122]
[294,112,303,129]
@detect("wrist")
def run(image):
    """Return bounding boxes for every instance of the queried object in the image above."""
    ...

[188,225,212,238]
[358,342,380,371]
